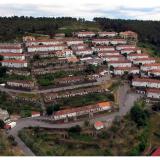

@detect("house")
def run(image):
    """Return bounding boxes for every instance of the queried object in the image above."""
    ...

[66,56,79,63]
[66,39,84,46]
[132,58,155,65]
[151,147,160,156]
[27,44,67,52]
[92,39,110,45]
[1,60,28,68]
[54,33,65,38]
[148,69,160,77]
[127,53,149,61]
[0,53,25,60]
[44,86,105,102]
[0,46,23,53]
[102,55,125,62]
[146,88,160,99]
[31,111,41,117]
[26,39,64,46]
[75,49,93,56]
[132,78,160,89]
[71,44,87,50]
[108,60,132,68]
[76,31,96,38]
[98,32,118,37]
[54,76,84,85]
[6,80,35,89]
[53,101,112,120]
[119,31,138,39]
[94,46,115,52]
[114,67,139,75]
[116,45,136,50]
[141,63,160,71]
[94,121,104,130]
[55,49,73,57]
[98,50,120,57]
[110,39,127,45]
[23,36,36,42]
[120,48,137,54]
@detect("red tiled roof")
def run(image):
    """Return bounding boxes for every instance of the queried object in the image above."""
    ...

[109,60,131,63]
[0,53,24,56]
[152,147,160,156]
[94,121,104,127]
[133,78,160,83]
[28,44,67,48]
[1,60,27,63]
[114,67,139,70]
[142,63,160,67]
[147,88,160,94]
[133,58,155,61]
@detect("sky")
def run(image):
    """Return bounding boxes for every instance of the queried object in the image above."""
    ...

[0,0,160,20]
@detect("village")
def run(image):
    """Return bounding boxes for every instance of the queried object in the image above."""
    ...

[1,30,160,156]
[0,30,160,126]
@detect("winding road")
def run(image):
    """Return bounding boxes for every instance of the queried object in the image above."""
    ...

[7,83,141,156]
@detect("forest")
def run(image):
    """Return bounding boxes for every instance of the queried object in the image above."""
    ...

[0,16,160,51]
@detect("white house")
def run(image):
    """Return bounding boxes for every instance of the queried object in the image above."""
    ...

[75,49,93,56]
[102,55,125,62]
[26,39,64,46]
[108,60,132,68]
[132,78,160,88]
[0,53,25,60]
[120,48,137,54]
[141,63,160,71]
[127,54,149,61]
[132,58,155,65]
[27,44,67,52]
[94,46,115,52]
[114,67,139,75]
[1,60,28,68]
[53,101,111,120]
[110,39,127,45]
[98,32,118,37]
[55,49,73,57]
[92,39,110,45]
[0,46,23,53]
[66,39,84,46]
[146,88,160,99]
[116,45,136,50]
[76,32,96,38]
[148,70,160,77]
[71,44,87,50]
[98,50,120,57]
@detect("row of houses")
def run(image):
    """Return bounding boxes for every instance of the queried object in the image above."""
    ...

[44,86,105,103]
[6,80,35,90]
[53,101,112,120]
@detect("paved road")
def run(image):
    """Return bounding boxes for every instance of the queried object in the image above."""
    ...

[7,83,140,156]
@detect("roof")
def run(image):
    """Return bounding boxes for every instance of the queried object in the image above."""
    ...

[147,88,160,94]
[114,67,139,71]
[77,31,95,34]
[28,44,67,48]
[133,58,155,61]
[152,147,160,156]
[94,121,104,127]
[0,53,24,57]
[98,31,117,34]
[98,101,111,108]
[109,60,131,63]
[1,60,27,63]
[128,53,148,57]
[32,111,40,115]
[133,78,160,84]
[142,63,160,67]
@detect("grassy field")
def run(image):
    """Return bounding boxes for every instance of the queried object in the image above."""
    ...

[56,92,114,109]
[0,92,42,118]
[0,130,23,156]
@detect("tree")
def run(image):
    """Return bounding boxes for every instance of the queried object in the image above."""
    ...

[68,125,81,134]
[46,104,60,115]
[0,120,5,129]
[33,54,40,60]
[0,55,4,61]
[130,105,149,127]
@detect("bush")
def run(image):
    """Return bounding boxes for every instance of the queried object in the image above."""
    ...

[68,125,81,134]
[130,105,149,127]
[46,104,60,115]
[0,120,5,129]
